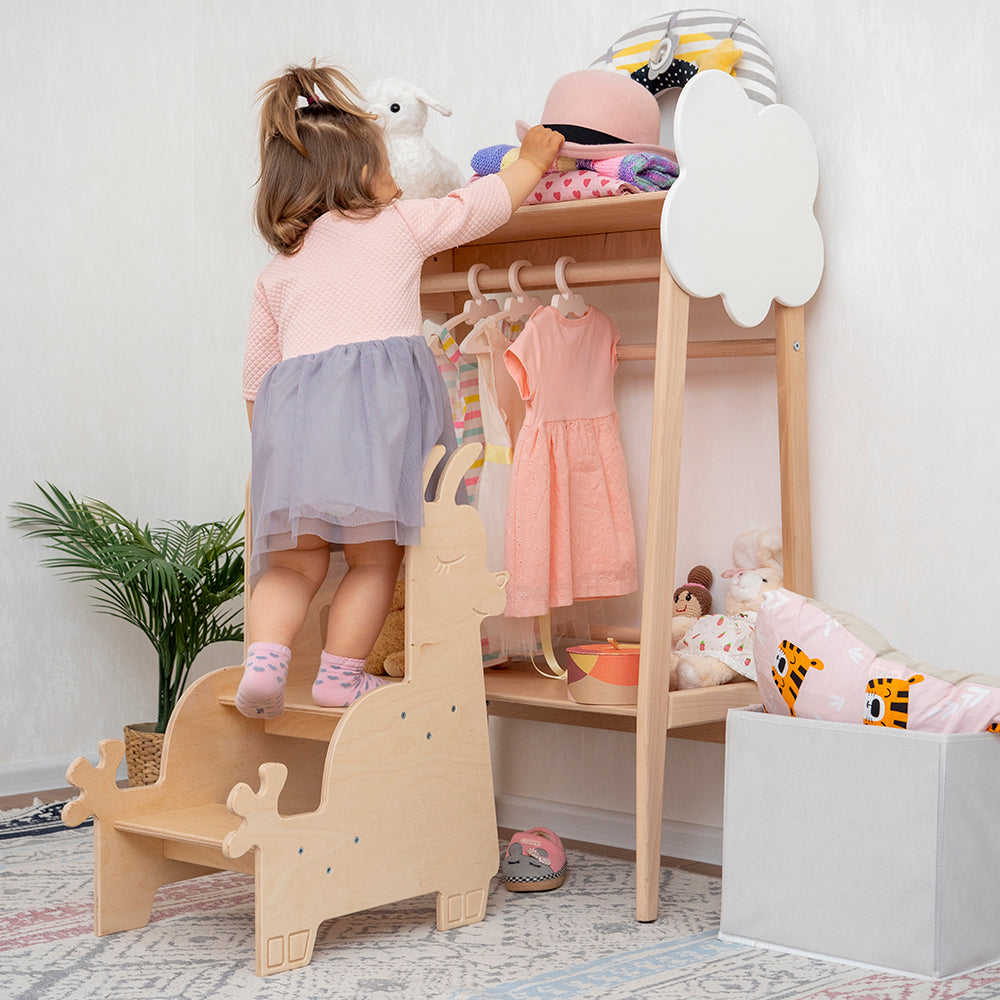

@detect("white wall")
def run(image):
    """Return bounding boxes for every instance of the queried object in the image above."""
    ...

[3,0,998,856]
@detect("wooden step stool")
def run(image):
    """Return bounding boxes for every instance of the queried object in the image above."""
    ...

[63,444,505,976]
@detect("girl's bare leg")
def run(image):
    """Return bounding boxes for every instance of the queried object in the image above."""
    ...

[247,535,331,647]
[236,535,331,718]
[325,539,405,657]
[313,538,404,707]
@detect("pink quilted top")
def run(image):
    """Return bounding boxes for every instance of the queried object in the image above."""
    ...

[242,175,511,400]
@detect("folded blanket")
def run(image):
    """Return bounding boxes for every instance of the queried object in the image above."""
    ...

[471,170,640,205]
[470,144,678,192]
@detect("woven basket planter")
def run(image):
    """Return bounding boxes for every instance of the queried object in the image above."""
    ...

[123,723,165,786]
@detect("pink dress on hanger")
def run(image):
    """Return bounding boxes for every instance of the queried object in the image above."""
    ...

[503,305,638,617]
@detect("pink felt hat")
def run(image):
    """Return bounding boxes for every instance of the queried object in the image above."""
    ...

[515,69,676,159]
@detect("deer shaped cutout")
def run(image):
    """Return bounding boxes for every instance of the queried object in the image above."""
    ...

[61,443,506,976]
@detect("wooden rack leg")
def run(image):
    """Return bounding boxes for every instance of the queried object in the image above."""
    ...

[636,260,690,922]
[774,304,813,596]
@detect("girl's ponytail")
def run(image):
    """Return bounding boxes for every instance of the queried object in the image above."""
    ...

[257,61,374,162]
[254,61,393,255]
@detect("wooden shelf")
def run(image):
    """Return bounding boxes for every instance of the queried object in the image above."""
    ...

[466,190,667,245]
[484,661,759,740]
[420,192,668,313]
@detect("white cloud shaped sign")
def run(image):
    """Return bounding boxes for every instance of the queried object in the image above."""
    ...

[660,70,823,327]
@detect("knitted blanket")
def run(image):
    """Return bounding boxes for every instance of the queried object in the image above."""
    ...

[470,144,679,192]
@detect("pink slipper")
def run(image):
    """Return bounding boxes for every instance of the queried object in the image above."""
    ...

[501,827,567,891]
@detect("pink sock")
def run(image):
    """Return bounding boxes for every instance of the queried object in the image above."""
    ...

[235,642,291,718]
[312,652,387,708]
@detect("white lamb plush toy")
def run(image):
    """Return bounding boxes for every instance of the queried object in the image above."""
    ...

[366,77,466,199]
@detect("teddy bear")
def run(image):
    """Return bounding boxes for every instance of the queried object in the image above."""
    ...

[363,576,406,677]
[673,529,783,690]
[366,78,466,199]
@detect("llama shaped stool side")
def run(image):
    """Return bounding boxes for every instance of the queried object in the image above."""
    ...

[221,443,508,974]
[62,443,507,977]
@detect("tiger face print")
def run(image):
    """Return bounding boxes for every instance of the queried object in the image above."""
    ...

[863,675,924,728]
[771,640,824,715]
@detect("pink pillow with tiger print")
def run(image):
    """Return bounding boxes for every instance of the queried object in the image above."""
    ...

[754,589,1000,734]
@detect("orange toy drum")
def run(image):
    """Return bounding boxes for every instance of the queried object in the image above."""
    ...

[566,638,640,705]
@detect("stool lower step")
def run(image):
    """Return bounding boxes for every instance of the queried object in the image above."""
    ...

[115,803,251,876]
[116,802,239,847]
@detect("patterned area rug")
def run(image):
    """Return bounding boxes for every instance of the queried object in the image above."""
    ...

[3,801,1000,999]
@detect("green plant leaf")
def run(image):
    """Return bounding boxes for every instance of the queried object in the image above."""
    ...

[10,483,245,731]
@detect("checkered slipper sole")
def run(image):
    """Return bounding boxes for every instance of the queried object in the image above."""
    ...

[501,828,568,892]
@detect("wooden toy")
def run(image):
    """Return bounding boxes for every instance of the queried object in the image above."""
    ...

[63,443,506,976]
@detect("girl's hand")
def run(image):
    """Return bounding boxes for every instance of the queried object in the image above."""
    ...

[518,125,565,174]
[497,126,565,208]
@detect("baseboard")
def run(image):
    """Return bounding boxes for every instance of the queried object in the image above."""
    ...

[0,755,127,797]
[1,764,722,865]
[495,792,723,866]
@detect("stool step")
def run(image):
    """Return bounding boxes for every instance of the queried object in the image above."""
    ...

[218,679,350,741]
[116,802,238,848]
[116,804,257,875]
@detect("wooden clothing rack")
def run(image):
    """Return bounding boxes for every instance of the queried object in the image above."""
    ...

[420,190,813,923]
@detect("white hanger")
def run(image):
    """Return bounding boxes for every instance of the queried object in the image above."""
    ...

[550,256,588,318]
[499,260,545,324]
[443,263,501,332]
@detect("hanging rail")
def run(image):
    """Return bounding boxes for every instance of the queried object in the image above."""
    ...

[421,258,661,294]
[423,259,777,360]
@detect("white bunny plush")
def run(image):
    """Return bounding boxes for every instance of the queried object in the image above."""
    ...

[366,78,466,199]
[672,528,784,689]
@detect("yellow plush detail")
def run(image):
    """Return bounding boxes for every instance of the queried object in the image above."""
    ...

[613,39,658,72]
[694,38,743,74]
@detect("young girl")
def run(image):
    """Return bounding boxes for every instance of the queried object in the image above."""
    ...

[236,62,562,717]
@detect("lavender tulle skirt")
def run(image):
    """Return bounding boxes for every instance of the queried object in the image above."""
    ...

[248,335,458,587]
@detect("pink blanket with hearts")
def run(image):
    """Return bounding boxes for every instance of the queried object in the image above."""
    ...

[471,170,640,205]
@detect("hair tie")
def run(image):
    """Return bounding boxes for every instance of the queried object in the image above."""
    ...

[305,93,318,105]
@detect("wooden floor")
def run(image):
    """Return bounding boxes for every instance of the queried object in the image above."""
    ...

[0,789,721,879]
[0,786,77,810]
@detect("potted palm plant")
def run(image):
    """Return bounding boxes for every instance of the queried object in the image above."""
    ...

[10,483,245,785]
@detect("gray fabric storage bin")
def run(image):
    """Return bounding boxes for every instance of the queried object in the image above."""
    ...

[720,706,1000,978]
